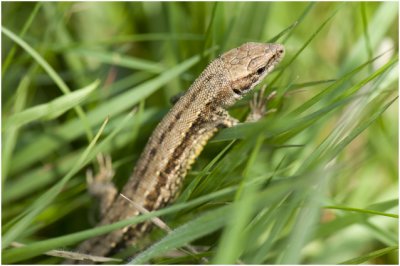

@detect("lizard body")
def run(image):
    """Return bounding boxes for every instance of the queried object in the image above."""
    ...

[74,42,285,261]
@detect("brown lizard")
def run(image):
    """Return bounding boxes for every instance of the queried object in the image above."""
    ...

[70,42,285,262]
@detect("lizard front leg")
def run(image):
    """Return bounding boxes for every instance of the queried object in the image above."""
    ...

[211,106,239,128]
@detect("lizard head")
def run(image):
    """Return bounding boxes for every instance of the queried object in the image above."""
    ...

[218,42,285,105]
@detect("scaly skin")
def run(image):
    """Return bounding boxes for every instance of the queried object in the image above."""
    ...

[70,42,285,262]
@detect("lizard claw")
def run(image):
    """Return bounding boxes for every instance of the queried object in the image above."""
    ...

[246,85,277,122]
[86,154,117,215]
[87,154,115,189]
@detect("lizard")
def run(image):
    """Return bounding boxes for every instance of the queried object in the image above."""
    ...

[69,42,285,263]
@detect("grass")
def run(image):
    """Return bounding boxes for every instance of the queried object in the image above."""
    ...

[2,1,398,264]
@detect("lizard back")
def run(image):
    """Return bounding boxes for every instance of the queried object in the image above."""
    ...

[71,42,285,261]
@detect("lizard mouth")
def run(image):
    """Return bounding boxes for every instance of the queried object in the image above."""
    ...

[232,86,252,97]
[266,49,284,72]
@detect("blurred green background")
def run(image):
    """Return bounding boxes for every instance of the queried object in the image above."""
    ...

[2,1,398,264]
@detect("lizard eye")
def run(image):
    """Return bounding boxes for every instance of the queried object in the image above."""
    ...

[232,88,242,95]
[257,66,266,75]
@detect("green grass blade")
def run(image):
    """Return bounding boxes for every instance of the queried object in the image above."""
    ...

[212,135,265,264]
[2,117,108,247]
[3,80,99,131]
[10,49,214,175]
[291,52,395,116]
[329,96,397,161]
[130,206,230,264]
[2,3,397,264]
[130,175,308,264]
[177,140,236,203]
[2,73,31,182]
[2,3,41,75]
[2,183,249,263]
[339,246,398,264]
[325,205,398,219]
[270,3,343,87]
[360,3,373,65]
[51,33,204,51]
[1,26,93,140]
[316,199,398,240]
[2,108,158,204]
[69,48,165,73]
[341,2,398,73]
[277,2,315,43]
